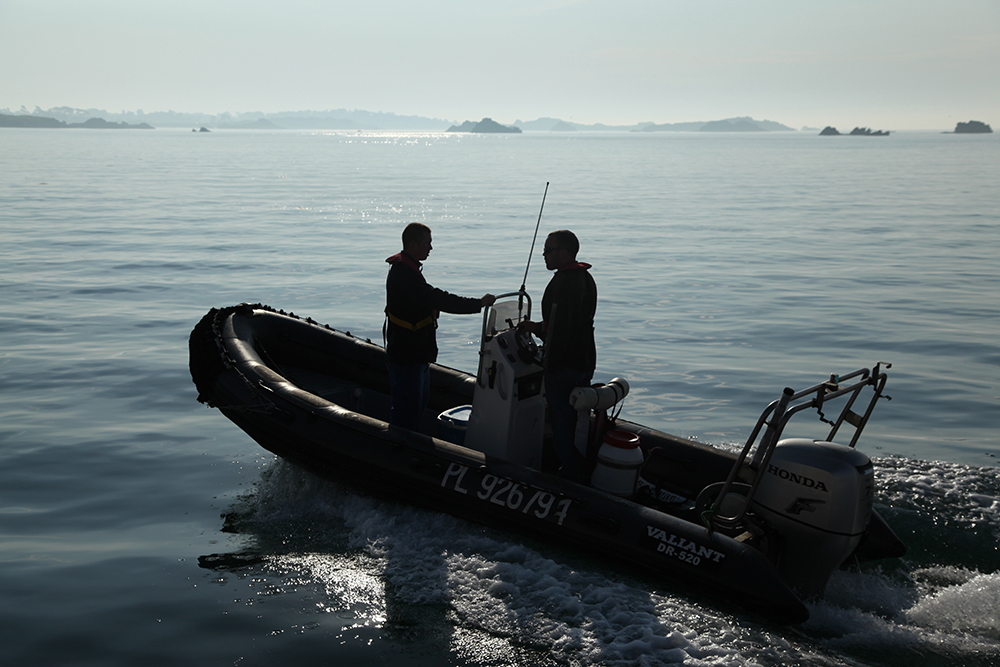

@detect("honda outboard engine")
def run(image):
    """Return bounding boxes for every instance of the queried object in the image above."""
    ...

[750,438,874,598]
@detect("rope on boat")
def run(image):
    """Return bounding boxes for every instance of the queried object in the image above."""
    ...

[188,302,371,412]
[189,303,276,408]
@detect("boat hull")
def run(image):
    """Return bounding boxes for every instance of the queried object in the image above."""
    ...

[189,304,899,623]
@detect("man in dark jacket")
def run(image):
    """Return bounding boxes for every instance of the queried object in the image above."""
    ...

[520,230,597,480]
[385,223,495,430]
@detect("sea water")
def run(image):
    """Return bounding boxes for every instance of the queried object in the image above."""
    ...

[1,127,998,666]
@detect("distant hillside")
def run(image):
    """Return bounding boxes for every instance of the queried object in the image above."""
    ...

[514,117,659,132]
[644,117,795,132]
[3,106,796,133]
[637,120,706,132]
[0,106,453,130]
[216,118,284,130]
[265,115,363,130]
[0,114,66,128]
[0,113,153,129]
[513,116,795,132]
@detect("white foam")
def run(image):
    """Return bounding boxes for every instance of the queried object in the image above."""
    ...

[802,565,1000,661]
[906,571,1000,639]
[237,461,859,665]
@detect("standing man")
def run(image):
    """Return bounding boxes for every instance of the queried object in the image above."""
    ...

[520,230,598,480]
[385,222,495,430]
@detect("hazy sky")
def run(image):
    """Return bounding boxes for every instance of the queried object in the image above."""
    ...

[2,0,998,130]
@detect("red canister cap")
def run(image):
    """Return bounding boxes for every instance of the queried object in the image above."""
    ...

[603,430,640,449]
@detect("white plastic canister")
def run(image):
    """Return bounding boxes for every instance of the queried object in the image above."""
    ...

[591,430,644,496]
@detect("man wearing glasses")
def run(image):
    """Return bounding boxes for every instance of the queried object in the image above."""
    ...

[520,230,598,481]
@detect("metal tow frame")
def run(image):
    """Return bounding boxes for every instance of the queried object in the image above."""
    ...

[705,362,892,530]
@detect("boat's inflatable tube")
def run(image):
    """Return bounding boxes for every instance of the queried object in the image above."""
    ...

[188,305,904,624]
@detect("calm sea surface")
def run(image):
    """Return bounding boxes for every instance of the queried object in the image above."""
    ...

[1,127,998,665]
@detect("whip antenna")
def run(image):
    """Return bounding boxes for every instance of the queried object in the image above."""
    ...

[520,182,550,292]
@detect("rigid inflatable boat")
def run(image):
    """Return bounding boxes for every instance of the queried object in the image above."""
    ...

[189,294,905,623]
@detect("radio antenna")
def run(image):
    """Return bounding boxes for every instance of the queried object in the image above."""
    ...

[520,182,550,292]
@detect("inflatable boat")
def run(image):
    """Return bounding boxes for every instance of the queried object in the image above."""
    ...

[188,294,905,623]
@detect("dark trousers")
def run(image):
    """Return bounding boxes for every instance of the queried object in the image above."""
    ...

[544,367,593,481]
[388,361,431,431]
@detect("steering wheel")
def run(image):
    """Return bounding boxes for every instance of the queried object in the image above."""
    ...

[514,328,543,367]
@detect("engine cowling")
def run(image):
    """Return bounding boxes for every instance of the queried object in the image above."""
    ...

[750,438,874,598]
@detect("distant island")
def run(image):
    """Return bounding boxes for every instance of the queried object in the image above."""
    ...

[2,105,986,135]
[0,106,449,131]
[640,116,795,132]
[819,126,890,136]
[0,113,153,129]
[549,120,577,132]
[701,117,794,132]
[447,118,522,133]
[952,120,992,134]
[0,106,839,133]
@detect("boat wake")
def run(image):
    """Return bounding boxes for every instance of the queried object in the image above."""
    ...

[203,456,1000,666]
[795,456,1000,663]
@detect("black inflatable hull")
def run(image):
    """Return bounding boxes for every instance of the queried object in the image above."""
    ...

[188,305,902,623]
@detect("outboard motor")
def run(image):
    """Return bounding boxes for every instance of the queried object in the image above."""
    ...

[750,438,874,598]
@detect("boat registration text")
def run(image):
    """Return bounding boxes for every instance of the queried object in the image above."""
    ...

[440,463,572,526]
